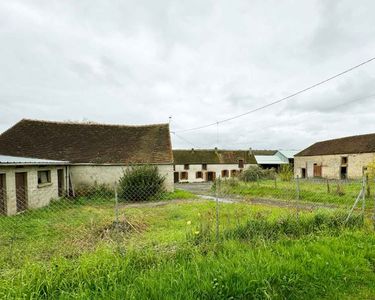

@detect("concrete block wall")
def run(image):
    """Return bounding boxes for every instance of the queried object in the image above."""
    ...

[0,166,64,216]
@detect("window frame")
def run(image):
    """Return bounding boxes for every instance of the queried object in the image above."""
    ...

[37,170,51,186]
[196,171,203,179]
[184,164,190,170]
[180,171,189,180]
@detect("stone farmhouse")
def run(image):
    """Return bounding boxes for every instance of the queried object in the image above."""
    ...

[173,148,257,183]
[0,119,174,215]
[294,133,375,179]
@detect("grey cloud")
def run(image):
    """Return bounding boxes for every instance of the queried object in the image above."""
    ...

[1,0,375,152]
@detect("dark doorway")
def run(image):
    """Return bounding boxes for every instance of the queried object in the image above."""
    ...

[340,166,347,179]
[15,172,28,213]
[301,168,306,178]
[0,174,6,215]
[174,172,179,183]
[58,169,64,197]
[206,172,216,182]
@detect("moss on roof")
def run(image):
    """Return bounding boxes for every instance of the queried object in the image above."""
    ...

[173,149,256,164]
[0,119,173,164]
[296,133,375,157]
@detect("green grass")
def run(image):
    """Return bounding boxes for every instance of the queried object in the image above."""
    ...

[0,197,374,299]
[220,179,373,206]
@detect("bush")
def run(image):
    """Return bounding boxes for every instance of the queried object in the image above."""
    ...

[118,165,166,201]
[239,166,276,182]
[279,164,294,181]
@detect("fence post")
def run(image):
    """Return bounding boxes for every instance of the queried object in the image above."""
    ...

[215,178,220,242]
[326,177,330,194]
[114,182,119,225]
[256,174,259,187]
[274,176,277,189]
[296,175,300,201]
[361,176,366,221]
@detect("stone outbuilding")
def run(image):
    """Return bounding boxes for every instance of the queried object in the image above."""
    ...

[294,133,375,179]
[0,119,174,195]
[0,155,69,216]
[173,148,257,183]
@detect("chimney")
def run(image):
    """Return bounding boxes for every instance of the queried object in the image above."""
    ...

[214,147,218,153]
[191,148,194,153]
[249,147,253,155]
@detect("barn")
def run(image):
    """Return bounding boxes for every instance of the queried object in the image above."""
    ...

[294,133,375,179]
[0,119,174,198]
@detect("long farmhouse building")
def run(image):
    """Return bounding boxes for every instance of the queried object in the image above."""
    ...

[173,148,257,183]
[0,119,174,215]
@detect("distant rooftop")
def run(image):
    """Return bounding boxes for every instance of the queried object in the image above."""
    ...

[277,150,299,159]
[255,155,288,165]
[0,155,69,166]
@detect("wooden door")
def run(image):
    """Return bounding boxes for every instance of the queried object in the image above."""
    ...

[58,169,64,196]
[174,172,179,183]
[0,174,5,215]
[313,164,322,177]
[15,172,27,213]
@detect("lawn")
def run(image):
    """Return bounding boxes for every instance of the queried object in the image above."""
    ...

[0,190,374,299]
[219,178,374,206]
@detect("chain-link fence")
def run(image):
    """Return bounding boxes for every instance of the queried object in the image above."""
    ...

[181,175,374,244]
[0,176,374,270]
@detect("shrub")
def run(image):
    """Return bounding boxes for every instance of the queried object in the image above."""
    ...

[239,166,276,182]
[279,164,294,181]
[118,165,166,201]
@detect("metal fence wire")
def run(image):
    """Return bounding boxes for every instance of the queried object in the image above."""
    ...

[0,176,374,269]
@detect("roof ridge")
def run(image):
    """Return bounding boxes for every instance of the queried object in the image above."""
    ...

[315,132,375,143]
[20,118,169,128]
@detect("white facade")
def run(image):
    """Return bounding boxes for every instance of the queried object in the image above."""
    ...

[0,165,67,216]
[294,152,375,179]
[70,164,174,191]
[174,163,256,183]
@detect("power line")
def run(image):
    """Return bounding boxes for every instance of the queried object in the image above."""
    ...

[171,131,198,148]
[174,56,375,133]
[173,91,375,149]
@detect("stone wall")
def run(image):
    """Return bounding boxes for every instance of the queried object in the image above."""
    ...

[70,164,174,192]
[294,152,375,179]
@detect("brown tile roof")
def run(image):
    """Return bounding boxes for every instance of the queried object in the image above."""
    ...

[173,149,256,164]
[296,133,375,157]
[0,119,173,164]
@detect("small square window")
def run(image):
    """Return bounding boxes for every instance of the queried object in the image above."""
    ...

[202,164,207,170]
[221,170,229,178]
[184,164,189,170]
[38,170,51,184]
[341,157,348,165]
[180,172,188,180]
[196,171,203,179]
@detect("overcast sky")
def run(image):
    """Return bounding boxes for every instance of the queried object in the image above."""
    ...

[1,0,375,150]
